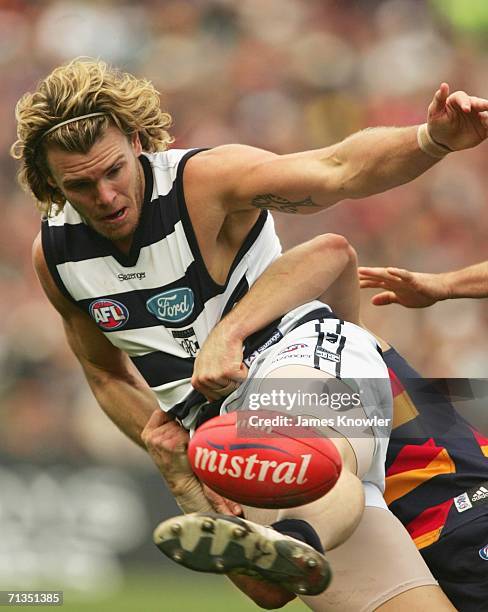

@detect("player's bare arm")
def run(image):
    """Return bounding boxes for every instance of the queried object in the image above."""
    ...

[33,233,240,517]
[32,233,165,446]
[186,84,488,217]
[192,233,359,400]
[359,260,488,307]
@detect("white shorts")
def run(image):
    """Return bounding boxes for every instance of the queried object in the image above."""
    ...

[221,317,393,492]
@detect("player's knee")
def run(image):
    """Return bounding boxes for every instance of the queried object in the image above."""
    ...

[313,233,351,257]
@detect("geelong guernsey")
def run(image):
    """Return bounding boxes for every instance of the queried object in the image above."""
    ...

[41,149,283,422]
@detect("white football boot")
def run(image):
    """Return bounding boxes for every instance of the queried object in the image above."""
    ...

[153,512,331,596]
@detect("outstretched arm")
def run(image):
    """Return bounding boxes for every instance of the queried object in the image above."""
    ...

[188,84,488,216]
[359,261,488,308]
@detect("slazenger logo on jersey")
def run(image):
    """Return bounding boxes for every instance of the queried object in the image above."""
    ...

[89,299,129,331]
[454,491,473,513]
[146,288,194,323]
[193,445,311,485]
[479,544,488,561]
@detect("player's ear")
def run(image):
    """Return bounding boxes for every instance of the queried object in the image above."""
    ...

[130,132,142,156]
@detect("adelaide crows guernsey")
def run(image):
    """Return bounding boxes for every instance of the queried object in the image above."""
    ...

[384,347,488,551]
[41,149,282,423]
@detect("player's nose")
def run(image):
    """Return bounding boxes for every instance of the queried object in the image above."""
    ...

[96,180,117,206]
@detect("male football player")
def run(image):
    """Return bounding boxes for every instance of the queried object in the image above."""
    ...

[14,57,488,609]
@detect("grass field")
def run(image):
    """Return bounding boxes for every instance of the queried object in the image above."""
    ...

[6,572,309,611]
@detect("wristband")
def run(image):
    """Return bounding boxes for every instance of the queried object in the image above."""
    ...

[417,123,452,158]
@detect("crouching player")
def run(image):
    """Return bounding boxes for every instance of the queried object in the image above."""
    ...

[144,236,455,611]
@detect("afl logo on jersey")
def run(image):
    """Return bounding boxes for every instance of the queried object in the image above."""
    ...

[146,288,195,323]
[89,299,129,331]
[479,544,488,561]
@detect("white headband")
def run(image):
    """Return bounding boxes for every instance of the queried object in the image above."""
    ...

[42,112,106,138]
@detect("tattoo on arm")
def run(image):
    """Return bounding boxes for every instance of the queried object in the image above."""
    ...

[252,194,320,214]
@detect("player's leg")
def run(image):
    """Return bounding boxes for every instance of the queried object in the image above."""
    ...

[315,235,360,325]
[242,502,455,612]
[243,320,456,610]
[296,496,455,612]
[259,365,368,550]
[154,511,329,603]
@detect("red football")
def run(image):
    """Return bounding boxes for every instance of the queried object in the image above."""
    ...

[188,411,342,508]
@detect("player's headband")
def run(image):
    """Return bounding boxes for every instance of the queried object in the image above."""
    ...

[41,112,106,138]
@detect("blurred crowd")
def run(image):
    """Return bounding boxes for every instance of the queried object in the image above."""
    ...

[1,0,487,464]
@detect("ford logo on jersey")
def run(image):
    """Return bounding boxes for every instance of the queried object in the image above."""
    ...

[146,288,195,323]
[479,544,488,561]
[89,298,129,331]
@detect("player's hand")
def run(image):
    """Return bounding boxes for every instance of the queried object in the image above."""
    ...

[427,83,488,151]
[358,266,450,308]
[142,410,193,486]
[191,322,248,401]
[142,410,242,515]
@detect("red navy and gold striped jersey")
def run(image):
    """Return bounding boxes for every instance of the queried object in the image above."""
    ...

[384,347,488,550]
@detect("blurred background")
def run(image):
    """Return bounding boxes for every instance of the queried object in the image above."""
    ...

[0,0,487,609]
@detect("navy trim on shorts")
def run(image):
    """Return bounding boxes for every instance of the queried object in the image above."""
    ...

[314,319,325,369]
[335,328,346,378]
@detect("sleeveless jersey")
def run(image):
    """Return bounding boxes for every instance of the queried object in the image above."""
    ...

[384,346,488,550]
[41,149,282,417]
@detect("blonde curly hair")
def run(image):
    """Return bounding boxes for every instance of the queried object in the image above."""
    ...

[11,57,174,216]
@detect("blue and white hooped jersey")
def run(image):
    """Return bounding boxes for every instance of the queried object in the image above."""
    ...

[41,149,282,412]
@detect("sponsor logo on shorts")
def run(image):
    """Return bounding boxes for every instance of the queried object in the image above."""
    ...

[325,332,339,343]
[314,346,340,363]
[453,491,472,513]
[89,299,129,331]
[117,271,146,281]
[271,353,310,364]
[278,343,308,355]
[479,544,488,561]
[146,288,194,323]
[471,486,488,502]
